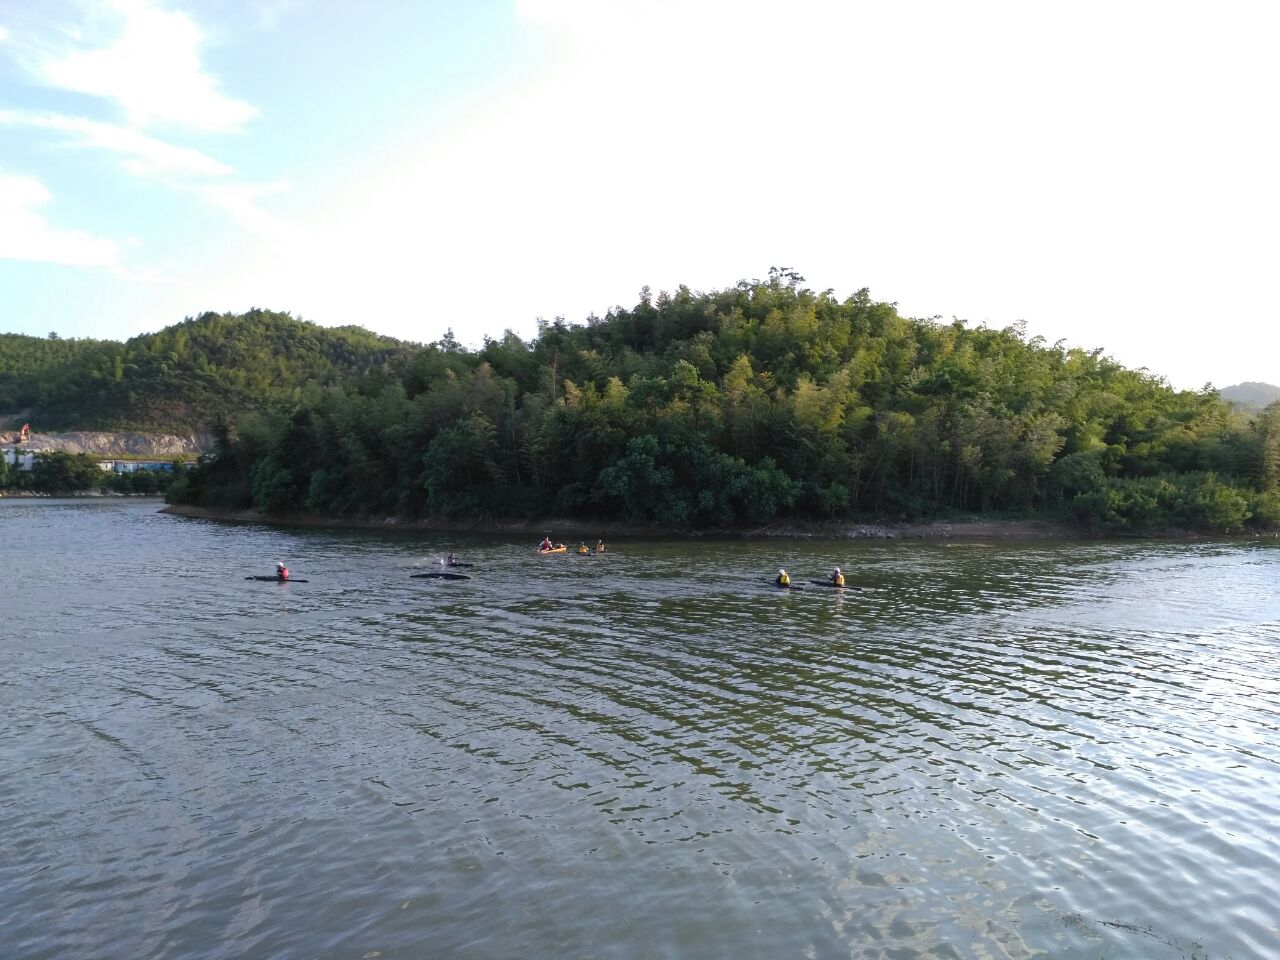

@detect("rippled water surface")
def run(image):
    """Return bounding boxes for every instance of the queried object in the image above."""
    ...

[4,499,1280,959]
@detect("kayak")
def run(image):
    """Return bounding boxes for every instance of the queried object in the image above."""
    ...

[537,546,567,554]
[442,562,474,568]
[808,580,847,589]
[245,576,310,583]
[772,581,805,590]
[412,572,471,580]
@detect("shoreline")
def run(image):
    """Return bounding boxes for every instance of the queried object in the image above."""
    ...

[159,502,1096,540]
[0,489,162,499]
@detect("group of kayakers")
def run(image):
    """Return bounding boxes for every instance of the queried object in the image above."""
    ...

[776,566,844,587]
[264,538,609,579]
[264,547,845,588]
[538,536,605,555]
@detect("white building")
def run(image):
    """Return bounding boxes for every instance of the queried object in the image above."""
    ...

[97,460,176,474]
[4,448,182,474]
[3,447,35,471]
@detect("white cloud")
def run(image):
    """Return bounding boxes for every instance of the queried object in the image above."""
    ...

[0,108,231,176]
[0,3,285,270]
[0,171,123,267]
[35,0,256,132]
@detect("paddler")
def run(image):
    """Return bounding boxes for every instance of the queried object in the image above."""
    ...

[595,539,605,553]
[276,561,290,581]
[830,566,845,587]
[577,542,590,554]
[538,536,553,552]
[445,552,456,566]
[776,568,790,587]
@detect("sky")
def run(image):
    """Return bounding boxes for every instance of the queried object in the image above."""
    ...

[1,0,1277,390]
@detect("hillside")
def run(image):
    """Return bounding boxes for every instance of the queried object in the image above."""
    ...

[170,271,1280,534]
[0,311,413,431]
[1220,381,1280,413]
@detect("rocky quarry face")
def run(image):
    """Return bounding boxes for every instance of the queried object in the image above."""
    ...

[1,431,210,455]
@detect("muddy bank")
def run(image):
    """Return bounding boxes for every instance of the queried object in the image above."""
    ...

[160,503,1091,540]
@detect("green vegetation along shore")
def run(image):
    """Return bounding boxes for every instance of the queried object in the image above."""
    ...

[0,451,176,495]
[160,270,1280,535]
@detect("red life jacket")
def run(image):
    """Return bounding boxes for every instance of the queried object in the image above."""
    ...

[278,567,290,580]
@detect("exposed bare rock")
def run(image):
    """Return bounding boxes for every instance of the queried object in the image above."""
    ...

[6,431,210,456]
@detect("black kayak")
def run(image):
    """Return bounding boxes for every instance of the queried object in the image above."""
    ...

[442,562,474,568]
[412,572,471,580]
[772,582,805,590]
[245,576,310,583]
[808,580,847,589]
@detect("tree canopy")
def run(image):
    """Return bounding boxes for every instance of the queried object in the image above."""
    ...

[164,273,1279,533]
[0,310,411,430]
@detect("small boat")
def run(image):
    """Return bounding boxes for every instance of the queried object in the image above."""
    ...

[537,545,567,554]
[411,571,471,580]
[245,575,310,583]
[442,561,474,568]
[772,581,805,590]
[808,580,847,589]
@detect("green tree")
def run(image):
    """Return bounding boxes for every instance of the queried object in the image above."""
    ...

[31,452,104,493]
[157,271,1276,534]
[422,413,502,516]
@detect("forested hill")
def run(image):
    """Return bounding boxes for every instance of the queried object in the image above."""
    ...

[0,311,412,430]
[171,272,1280,533]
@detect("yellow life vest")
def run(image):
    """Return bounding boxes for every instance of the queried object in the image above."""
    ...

[777,572,790,586]
[833,573,845,587]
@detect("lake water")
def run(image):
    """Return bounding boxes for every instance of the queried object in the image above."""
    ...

[3,498,1279,959]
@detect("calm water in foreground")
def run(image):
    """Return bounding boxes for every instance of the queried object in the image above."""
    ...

[3,499,1279,959]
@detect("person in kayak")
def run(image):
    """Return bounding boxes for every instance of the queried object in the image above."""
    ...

[445,552,456,566]
[776,568,790,587]
[830,566,845,587]
[595,540,605,553]
[577,542,590,554]
[276,561,290,581]
[538,536,553,552]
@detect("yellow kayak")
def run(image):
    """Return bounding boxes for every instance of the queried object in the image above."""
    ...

[537,545,567,554]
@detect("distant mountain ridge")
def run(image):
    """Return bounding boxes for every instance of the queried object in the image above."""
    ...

[0,310,413,431]
[1220,381,1280,412]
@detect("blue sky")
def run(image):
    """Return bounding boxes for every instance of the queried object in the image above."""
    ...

[2,0,1278,390]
